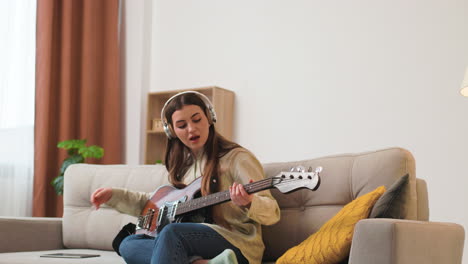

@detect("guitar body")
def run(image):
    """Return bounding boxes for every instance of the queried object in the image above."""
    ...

[135,177,204,237]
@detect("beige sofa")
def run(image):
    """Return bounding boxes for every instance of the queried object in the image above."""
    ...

[0,147,464,264]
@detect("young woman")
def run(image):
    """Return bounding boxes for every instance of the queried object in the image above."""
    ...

[90,91,280,264]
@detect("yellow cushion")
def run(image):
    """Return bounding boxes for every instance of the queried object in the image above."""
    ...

[277,186,386,264]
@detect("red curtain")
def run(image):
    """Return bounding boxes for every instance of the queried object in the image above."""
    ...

[34,0,122,217]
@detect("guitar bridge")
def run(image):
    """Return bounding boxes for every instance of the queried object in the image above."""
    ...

[136,208,156,231]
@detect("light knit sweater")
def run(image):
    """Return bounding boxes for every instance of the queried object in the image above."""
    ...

[107,147,280,264]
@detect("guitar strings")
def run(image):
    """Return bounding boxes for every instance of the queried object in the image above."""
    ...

[176,178,272,214]
[176,175,316,214]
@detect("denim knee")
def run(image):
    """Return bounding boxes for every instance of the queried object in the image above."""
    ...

[119,234,152,264]
[119,235,136,259]
[152,224,186,263]
[159,223,178,235]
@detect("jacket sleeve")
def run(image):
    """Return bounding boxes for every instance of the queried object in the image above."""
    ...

[231,150,280,226]
[106,188,151,217]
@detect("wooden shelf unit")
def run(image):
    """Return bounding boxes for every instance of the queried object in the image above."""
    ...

[144,86,234,164]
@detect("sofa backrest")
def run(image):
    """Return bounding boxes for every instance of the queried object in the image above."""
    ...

[261,147,425,260]
[62,147,427,257]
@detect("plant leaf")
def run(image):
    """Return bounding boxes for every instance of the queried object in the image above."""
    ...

[52,139,105,196]
[57,139,87,149]
[67,149,78,156]
[51,175,64,195]
[79,145,104,159]
[60,154,85,175]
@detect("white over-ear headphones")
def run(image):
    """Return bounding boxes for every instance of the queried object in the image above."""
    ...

[161,91,217,139]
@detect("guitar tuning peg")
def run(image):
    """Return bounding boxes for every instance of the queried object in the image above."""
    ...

[295,166,305,172]
[315,166,323,174]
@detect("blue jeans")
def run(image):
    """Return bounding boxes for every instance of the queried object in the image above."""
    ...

[119,223,248,264]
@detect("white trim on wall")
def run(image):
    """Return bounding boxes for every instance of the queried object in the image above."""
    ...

[121,0,153,165]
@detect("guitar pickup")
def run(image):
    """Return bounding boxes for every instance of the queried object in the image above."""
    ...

[136,215,143,230]
[157,206,165,227]
[169,201,179,222]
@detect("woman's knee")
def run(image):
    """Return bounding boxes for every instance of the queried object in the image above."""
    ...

[119,234,152,263]
[119,235,136,258]
[157,223,180,240]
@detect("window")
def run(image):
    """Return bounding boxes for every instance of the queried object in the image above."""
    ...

[0,0,37,216]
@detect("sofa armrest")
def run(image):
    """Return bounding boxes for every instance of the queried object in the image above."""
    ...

[349,218,465,264]
[0,217,64,253]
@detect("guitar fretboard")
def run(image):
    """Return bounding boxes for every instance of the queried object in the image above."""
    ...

[175,177,274,215]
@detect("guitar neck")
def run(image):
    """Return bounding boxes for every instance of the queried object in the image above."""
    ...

[175,177,274,216]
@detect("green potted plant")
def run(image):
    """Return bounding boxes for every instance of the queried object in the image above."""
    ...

[51,139,104,195]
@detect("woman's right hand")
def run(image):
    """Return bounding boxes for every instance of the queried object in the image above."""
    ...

[90,187,113,210]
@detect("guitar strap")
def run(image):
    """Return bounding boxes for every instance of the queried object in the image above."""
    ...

[210,177,219,194]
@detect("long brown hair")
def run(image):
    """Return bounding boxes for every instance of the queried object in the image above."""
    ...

[163,93,240,196]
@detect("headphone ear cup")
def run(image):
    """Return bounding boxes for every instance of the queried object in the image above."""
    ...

[163,122,175,139]
[169,125,176,139]
[206,107,217,124]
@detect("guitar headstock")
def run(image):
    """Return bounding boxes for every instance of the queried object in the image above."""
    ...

[272,166,322,193]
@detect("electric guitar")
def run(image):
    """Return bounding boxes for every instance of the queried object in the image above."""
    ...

[135,166,322,237]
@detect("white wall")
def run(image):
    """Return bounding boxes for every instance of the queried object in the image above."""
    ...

[125,0,468,261]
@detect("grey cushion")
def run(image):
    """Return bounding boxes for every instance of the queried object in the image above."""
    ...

[369,174,409,219]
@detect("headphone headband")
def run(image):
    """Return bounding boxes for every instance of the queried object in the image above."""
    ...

[160,91,217,139]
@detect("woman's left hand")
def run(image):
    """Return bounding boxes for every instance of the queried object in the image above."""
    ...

[229,180,253,208]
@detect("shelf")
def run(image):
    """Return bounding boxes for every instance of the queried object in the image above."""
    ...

[146,130,165,134]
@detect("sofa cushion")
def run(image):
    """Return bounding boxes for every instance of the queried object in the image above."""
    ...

[369,174,409,218]
[276,186,385,264]
[63,164,169,250]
